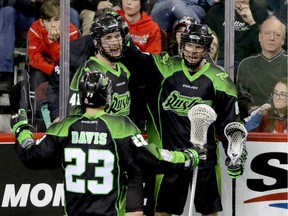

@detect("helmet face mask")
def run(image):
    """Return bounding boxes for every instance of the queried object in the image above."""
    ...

[79,71,113,108]
[180,23,213,69]
[90,12,129,62]
[100,31,123,61]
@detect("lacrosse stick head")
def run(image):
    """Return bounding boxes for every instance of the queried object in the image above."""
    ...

[225,122,248,166]
[188,104,217,147]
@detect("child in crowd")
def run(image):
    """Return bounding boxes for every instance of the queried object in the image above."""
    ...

[117,0,162,54]
[27,0,78,90]
[244,77,287,133]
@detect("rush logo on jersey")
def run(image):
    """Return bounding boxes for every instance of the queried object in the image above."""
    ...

[162,90,212,116]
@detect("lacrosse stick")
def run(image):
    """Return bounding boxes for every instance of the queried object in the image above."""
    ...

[224,122,248,216]
[187,104,217,216]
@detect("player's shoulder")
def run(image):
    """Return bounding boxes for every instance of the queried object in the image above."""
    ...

[204,64,235,86]
[101,113,132,124]
[206,63,227,76]
[101,114,140,137]
[242,53,261,62]
[152,52,181,65]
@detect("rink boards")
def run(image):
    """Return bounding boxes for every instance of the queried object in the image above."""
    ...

[0,133,287,216]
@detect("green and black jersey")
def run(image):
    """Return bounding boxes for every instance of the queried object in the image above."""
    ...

[69,56,131,117]
[123,42,239,169]
[16,111,192,216]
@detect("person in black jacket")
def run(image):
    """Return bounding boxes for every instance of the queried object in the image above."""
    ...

[47,34,94,123]
[205,0,269,81]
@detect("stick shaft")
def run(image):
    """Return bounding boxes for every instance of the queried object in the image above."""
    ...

[188,166,198,216]
[232,178,236,216]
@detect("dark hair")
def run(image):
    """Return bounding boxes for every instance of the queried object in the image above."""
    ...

[262,77,287,132]
[90,8,129,61]
[40,0,60,20]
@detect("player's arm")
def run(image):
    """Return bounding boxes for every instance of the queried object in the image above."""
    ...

[130,134,205,173]
[126,161,144,215]
[116,133,144,214]
[104,9,155,77]
[11,109,62,169]
[47,64,61,123]
[213,73,240,150]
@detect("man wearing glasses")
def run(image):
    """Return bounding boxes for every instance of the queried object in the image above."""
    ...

[236,15,287,120]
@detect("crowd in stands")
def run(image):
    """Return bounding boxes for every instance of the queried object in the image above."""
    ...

[0,0,287,134]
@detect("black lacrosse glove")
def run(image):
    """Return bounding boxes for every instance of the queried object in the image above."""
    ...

[195,146,207,166]
[184,146,207,169]
[10,109,33,144]
[225,145,248,179]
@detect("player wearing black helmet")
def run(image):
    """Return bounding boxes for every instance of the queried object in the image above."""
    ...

[47,8,134,124]
[47,9,144,132]
[169,16,198,56]
[180,23,213,70]
[68,9,130,116]
[113,8,242,215]
[90,9,129,61]
[10,70,203,216]
[78,71,113,108]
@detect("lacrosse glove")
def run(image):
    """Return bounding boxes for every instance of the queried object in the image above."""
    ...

[184,147,207,169]
[225,145,248,179]
[10,109,33,144]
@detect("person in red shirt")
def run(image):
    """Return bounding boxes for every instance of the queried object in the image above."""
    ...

[256,77,288,133]
[117,0,162,54]
[27,0,78,90]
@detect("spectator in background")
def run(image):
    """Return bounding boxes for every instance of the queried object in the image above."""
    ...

[27,0,78,91]
[0,0,80,93]
[150,0,216,33]
[145,0,157,15]
[244,77,287,133]
[205,0,269,79]
[0,0,42,93]
[273,0,287,51]
[244,103,271,132]
[168,16,197,56]
[209,31,220,64]
[74,0,121,36]
[117,0,162,54]
[236,15,287,119]
[266,0,286,14]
